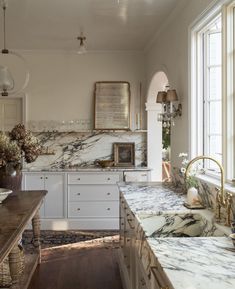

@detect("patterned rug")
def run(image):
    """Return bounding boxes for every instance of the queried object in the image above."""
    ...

[22,230,119,249]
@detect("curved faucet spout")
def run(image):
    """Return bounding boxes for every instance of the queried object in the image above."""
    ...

[185,156,225,205]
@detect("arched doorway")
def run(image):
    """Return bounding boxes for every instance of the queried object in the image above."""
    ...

[146,71,169,181]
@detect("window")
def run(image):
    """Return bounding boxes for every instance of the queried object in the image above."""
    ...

[190,1,235,181]
[203,16,222,172]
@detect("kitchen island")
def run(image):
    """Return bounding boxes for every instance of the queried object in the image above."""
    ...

[118,182,235,289]
[0,190,47,289]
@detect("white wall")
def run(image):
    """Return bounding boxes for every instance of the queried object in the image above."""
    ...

[2,50,146,129]
[146,0,215,167]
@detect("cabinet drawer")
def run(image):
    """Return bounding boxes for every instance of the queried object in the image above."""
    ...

[68,185,119,201]
[68,173,120,184]
[68,201,119,218]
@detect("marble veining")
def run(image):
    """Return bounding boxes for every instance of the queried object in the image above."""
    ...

[118,183,186,213]
[148,237,235,289]
[119,182,235,289]
[25,131,146,169]
[138,212,226,238]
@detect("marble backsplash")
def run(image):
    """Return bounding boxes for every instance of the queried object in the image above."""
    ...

[171,167,235,221]
[25,131,147,169]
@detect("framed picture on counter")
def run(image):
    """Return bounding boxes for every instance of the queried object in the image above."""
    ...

[94,81,131,130]
[113,142,135,167]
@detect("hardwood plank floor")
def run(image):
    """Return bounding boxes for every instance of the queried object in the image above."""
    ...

[28,239,123,289]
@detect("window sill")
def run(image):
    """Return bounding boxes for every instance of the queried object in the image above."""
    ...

[196,174,235,195]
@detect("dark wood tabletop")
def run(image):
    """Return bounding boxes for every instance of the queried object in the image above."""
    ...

[0,190,47,264]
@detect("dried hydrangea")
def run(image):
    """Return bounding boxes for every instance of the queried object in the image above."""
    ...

[0,124,42,169]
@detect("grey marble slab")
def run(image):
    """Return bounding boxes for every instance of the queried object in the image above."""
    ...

[148,237,235,289]
[118,182,186,213]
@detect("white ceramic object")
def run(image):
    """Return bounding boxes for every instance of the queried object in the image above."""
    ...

[187,187,199,205]
[0,188,12,203]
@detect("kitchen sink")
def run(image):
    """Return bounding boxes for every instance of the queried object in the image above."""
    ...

[137,211,228,238]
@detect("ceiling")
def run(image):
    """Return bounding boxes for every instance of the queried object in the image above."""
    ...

[0,0,182,51]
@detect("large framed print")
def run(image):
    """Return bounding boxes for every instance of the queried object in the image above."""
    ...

[94,81,130,130]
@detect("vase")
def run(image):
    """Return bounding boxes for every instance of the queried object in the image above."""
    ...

[187,187,199,205]
[0,164,22,191]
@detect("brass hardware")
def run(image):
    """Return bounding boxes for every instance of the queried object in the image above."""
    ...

[127,218,135,230]
[140,278,146,286]
[185,156,233,226]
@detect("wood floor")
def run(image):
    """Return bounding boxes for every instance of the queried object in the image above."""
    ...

[28,239,123,289]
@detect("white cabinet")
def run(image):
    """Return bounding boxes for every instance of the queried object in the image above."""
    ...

[23,173,65,219]
[67,172,121,230]
[123,171,150,182]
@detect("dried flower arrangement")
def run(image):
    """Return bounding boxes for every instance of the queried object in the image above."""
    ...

[0,124,42,170]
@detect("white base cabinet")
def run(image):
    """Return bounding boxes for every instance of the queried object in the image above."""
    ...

[23,169,151,230]
[118,193,173,289]
[23,173,65,218]
[67,172,120,229]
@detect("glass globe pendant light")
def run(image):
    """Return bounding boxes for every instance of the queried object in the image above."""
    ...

[0,0,29,96]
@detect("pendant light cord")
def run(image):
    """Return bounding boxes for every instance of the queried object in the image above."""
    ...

[2,4,8,53]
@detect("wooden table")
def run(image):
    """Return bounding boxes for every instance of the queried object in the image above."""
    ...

[0,190,47,289]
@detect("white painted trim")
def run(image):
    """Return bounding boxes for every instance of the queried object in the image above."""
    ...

[145,102,162,112]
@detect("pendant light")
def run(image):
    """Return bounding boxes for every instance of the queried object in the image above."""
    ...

[0,0,29,96]
[77,32,87,54]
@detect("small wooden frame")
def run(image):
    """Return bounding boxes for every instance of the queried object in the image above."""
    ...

[113,142,135,167]
[94,81,131,130]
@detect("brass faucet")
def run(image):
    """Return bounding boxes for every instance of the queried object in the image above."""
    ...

[185,155,233,226]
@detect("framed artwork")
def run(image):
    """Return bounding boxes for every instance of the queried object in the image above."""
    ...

[94,81,130,130]
[113,142,135,167]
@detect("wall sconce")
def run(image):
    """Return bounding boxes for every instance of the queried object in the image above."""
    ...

[156,86,182,126]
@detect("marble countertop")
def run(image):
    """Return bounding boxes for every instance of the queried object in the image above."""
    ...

[118,182,235,289]
[22,167,151,173]
[118,182,187,213]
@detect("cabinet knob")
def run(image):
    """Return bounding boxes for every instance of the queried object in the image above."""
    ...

[77,178,81,180]
[40,177,43,179]
[107,192,111,195]
[77,208,80,211]
[45,177,48,179]
[107,178,110,180]
[77,193,81,196]
[107,208,110,211]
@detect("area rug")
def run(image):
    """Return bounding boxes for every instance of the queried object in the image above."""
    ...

[22,230,119,249]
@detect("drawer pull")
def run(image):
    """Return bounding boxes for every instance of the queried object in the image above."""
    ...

[107,208,110,211]
[45,177,48,179]
[107,178,111,181]
[77,178,81,180]
[40,177,43,179]
[77,193,81,195]
[107,192,111,195]
[140,278,146,286]
[127,218,135,230]
[77,208,80,211]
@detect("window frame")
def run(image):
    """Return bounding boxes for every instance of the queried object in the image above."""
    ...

[189,0,235,182]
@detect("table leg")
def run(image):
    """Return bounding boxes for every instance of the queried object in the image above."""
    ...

[9,244,21,289]
[32,210,41,264]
